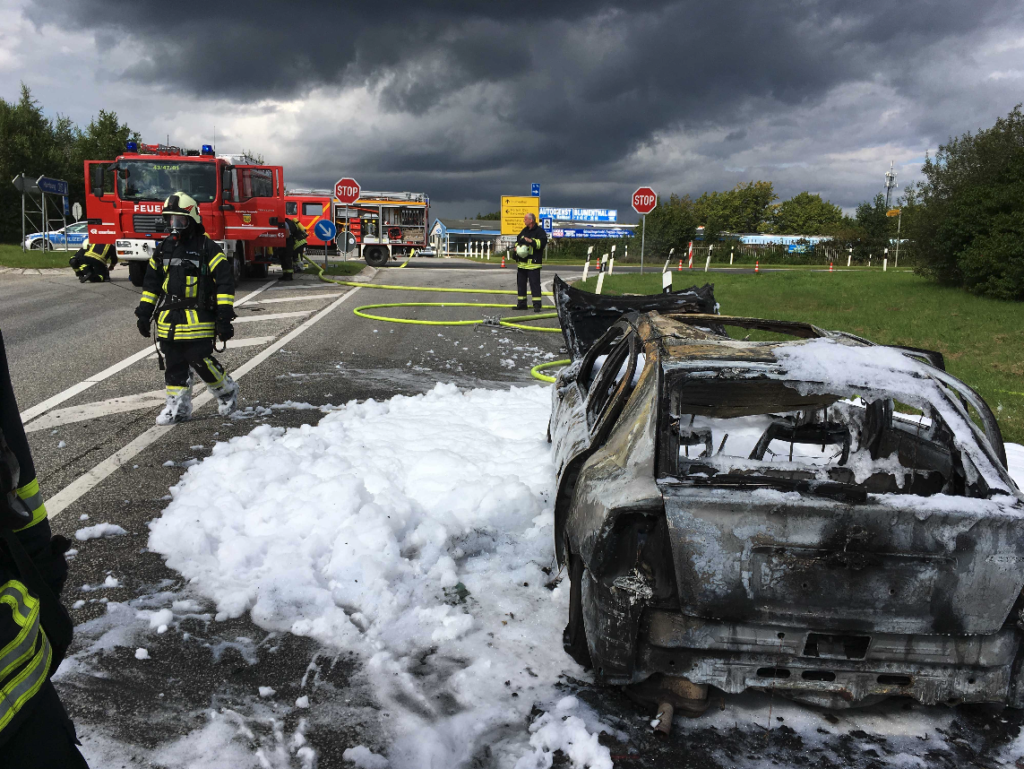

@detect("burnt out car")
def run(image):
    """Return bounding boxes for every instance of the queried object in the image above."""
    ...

[548,277,1024,716]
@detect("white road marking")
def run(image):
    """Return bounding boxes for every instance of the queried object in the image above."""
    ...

[267,282,351,291]
[249,293,341,304]
[220,335,277,349]
[24,391,166,433]
[45,287,361,518]
[233,310,313,323]
[19,279,278,424]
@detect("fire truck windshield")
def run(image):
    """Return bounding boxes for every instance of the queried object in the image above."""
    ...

[117,160,218,203]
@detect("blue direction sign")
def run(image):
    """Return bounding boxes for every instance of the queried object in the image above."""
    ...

[36,176,68,196]
[314,219,338,242]
[531,183,540,197]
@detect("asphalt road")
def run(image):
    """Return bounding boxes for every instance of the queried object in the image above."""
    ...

[2,259,1021,768]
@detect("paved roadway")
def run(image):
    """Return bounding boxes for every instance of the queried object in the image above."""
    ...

[1,258,1018,768]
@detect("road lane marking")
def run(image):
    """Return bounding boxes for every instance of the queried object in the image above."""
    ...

[233,310,312,323]
[249,293,341,304]
[220,336,277,349]
[25,390,166,433]
[20,279,278,424]
[45,287,361,519]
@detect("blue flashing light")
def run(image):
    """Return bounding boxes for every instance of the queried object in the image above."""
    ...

[201,144,214,155]
[126,140,138,152]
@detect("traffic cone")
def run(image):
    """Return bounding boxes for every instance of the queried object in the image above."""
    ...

[829,261,834,272]
[677,259,683,272]
[500,254,505,268]
[755,260,760,273]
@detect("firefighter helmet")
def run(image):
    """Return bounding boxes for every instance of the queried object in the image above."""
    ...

[515,244,531,258]
[162,192,202,226]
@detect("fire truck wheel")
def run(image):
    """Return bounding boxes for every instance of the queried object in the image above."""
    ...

[364,247,389,268]
[233,244,244,283]
[247,263,268,279]
[128,261,147,287]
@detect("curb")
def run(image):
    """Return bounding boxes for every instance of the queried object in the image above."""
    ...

[0,267,76,277]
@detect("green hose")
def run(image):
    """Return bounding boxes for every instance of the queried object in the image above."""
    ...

[302,254,569,381]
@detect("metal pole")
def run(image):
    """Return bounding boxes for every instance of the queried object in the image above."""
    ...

[640,214,646,275]
[894,211,902,268]
[21,176,26,252]
[42,193,47,256]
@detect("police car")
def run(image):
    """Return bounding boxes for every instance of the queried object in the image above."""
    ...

[22,222,90,250]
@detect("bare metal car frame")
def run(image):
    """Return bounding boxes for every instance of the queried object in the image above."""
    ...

[548,278,1024,713]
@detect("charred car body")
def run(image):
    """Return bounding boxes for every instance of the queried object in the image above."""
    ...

[549,276,1024,712]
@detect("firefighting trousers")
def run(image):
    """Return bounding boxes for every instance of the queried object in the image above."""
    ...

[516,267,542,305]
[0,681,90,768]
[159,339,228,397]
[69,256,109,283]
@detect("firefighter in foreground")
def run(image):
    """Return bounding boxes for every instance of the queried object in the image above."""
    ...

[134,193,239,425]
[278,217,308,281]
[514,212,547,311]
[68,242,117,283]
[1,328,86,767]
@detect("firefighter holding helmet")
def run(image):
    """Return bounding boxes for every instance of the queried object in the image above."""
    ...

[133,192,239,425]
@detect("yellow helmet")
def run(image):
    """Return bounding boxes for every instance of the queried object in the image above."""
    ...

[162,191,202,226]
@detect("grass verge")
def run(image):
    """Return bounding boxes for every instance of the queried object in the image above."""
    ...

[0,243,75,269]
[573,270,1024,444]
[320,262,369,277]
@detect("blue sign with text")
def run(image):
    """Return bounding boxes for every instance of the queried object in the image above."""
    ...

[531,183,540,197]
[36,176,68,196]
[540,207,617,223]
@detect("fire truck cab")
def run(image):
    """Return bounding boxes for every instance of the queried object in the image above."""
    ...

[285,189,429,267]
[85,142,287,287]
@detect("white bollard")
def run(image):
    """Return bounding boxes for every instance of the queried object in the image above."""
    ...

[705,256,711,272]
[730,247,734,265]
[662,271,672,293]
[883,257,888,272]
[663,259,670,273]
[583,257,590,281]
[609,258,615,275]
[847,252,852,268]
[596,272,606,295]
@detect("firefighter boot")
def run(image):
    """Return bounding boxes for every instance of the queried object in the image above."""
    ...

[155,389,193,425]
[533,300,544,313]
[281,271,293,282]
[211,377,239,416]
[516,299,528,310]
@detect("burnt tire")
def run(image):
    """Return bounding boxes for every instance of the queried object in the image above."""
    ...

[364,247,388,267]
[563,554,593,669]
[128,261,147,287]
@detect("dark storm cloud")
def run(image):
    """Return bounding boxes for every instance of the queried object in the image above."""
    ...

[24,0,1024,214]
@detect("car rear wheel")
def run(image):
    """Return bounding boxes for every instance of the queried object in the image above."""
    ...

[364,247,389,267]
[30,239,51,251]
[128,261,147,287]
[563,554,593,669]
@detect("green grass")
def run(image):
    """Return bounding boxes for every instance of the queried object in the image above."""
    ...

[577,270,1024,444]
[0,243,75,269]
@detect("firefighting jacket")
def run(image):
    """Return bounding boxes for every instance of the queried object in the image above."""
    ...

[285,219,308,251]
[515,224,547,270]
[71,243,118,270]
[0,329,71,746]
[135,229,235,341]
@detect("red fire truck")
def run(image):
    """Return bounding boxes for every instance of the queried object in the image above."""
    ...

[285,188,429,266]
[85,141,287,286]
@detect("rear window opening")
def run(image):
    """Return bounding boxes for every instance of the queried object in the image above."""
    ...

[664,378,980,497]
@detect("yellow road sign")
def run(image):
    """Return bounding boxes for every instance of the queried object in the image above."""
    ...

[501,196,541,235]
[886,208,902,217]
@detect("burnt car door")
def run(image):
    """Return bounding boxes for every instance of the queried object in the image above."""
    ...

[551,321,642,562]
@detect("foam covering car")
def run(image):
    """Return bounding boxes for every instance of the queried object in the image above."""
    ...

[548,276,1024,722]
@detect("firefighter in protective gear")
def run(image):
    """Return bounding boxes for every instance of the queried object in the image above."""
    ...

[514,213,547,312]
[0,328,87,768]
[277,218,308,281]
[68,242,118,283]
[133,192,239,425]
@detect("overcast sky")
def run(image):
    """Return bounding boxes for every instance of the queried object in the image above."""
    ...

[3,0,1022,221]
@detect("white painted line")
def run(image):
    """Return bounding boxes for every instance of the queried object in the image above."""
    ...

[25,391,166,433]
[267,283,350,291]
[45,287,361,519]
[250,293,342,304]
[234,310,312,324]
[19,279,277,424]
[222,336,276,349]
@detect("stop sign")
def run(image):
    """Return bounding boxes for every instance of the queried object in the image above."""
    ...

[632,186,657,215]
[334,177,361,205]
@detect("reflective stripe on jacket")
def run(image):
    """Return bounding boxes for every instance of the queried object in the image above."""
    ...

[0,579,52,735]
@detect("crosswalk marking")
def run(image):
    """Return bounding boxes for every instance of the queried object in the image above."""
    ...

[234,310,313,324]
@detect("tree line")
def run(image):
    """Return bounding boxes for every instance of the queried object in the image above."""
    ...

[0,84,138,243]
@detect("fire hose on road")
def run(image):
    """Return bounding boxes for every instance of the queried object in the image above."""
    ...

[301,254,571,382]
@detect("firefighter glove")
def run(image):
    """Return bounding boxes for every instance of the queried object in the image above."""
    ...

[137,317,151,338]
[216,320,234,342]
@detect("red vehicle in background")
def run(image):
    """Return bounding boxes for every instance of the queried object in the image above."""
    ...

[285,188,429,266]
[85,141,287,286]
